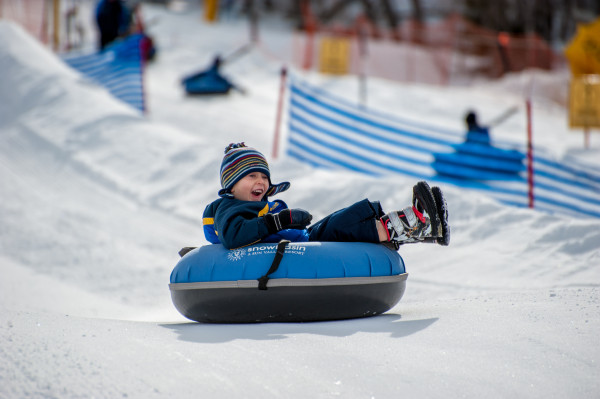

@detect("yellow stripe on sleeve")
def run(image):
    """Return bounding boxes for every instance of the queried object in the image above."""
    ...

[203,217,214,225]
[258,204,269,217]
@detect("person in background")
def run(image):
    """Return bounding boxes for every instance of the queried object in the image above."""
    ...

[95,0,132,50]
[464,110,491,145]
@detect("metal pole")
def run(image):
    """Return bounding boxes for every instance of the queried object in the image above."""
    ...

[357,17,368,108]
[584,128,590,149]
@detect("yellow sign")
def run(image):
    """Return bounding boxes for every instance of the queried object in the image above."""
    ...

[569,75,600,128]
[319,37,350,75]
[204,0,219,22]
[565,17,600,75]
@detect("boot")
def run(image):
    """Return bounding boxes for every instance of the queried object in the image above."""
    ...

[412,181,441,237]
[380,205,433,246]
[430,186,450,246]
[380,181,442,248]
[418,184,450,246]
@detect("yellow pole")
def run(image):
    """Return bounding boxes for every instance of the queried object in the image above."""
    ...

[53,0,60,50]
[204,0,219,22]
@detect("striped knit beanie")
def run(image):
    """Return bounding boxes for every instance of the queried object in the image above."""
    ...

[218,143,290,199]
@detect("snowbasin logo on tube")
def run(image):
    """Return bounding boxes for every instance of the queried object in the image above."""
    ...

[227,244,307,261]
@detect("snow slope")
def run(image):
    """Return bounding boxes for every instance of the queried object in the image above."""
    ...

[1,2,599,398]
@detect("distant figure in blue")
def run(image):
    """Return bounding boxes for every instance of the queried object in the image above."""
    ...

[95,0,132,50]
[182,56,240,95]
[205,56,222,76]
[465,111,491,145]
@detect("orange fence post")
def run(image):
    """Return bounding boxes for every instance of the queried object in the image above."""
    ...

[301,0,315,70]
[526,99,535,209]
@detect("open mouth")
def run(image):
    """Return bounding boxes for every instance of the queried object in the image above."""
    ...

[251,189,264,197]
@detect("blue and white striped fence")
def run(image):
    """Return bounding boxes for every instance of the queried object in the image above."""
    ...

[287,78,600,218]
[62,34,145,112]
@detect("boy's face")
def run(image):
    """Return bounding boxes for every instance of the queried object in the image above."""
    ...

[231,172,269,201]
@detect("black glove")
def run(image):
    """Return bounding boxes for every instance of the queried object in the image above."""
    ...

[264,209,312,234]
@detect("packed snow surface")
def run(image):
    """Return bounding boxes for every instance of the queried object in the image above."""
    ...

[1,2,599,398]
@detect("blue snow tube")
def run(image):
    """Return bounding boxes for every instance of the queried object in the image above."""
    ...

[181,69,234,95]
[169,242,407,323]
[433,142,526,181]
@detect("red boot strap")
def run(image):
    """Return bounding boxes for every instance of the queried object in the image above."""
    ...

[412,206,426,223]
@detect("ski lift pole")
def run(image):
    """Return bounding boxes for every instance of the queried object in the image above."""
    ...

[487,105,519,128]
[272,66,288,160]
[223,43,252,65]
[526,99,534,209]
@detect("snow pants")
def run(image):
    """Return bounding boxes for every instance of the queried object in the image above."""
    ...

[307,199,384,243]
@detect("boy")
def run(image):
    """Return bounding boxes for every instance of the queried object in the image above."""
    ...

[203,143,449,250]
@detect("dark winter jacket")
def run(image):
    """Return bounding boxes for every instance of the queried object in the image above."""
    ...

[466,126,491,145]
[203,197,309,249]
